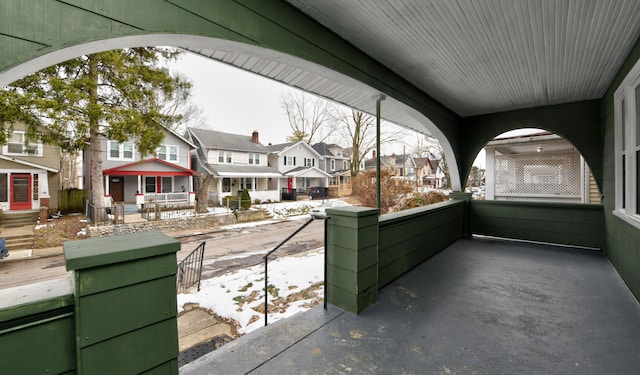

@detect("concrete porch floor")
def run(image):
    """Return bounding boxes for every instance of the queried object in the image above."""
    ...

[181,238,640,374]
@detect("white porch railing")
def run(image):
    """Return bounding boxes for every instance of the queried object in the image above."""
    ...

[144,192,190,203]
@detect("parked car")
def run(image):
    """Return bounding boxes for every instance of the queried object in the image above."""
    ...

[310,200,350,219]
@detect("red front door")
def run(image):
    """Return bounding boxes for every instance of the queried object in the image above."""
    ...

[10,174,31,210]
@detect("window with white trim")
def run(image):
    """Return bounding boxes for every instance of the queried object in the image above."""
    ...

[304,158,315,167]
[145,176,156,193]
[330,159,336,171]
[284,156,295,166]
[161,177,173,193]
[108,140,134,161]
[614,61,640,227]
[249,153,260,165]
[218,151,232,164]
[343,160,348,170]
[157,145,178,162]
[3,131,42,156]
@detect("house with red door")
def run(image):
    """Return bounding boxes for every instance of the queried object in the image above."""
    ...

[83,126,199,209]
[0,122,60,213]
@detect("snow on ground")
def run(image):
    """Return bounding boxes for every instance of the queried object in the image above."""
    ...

[177,249,324,335]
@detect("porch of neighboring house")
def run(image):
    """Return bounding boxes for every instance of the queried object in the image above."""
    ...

[281,168,331,201]
[102,158,199,210]
[328,171,352,198]
[182,237,640,374]
[209,174,281,206]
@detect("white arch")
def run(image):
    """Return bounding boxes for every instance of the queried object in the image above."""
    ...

[0,34,461,190]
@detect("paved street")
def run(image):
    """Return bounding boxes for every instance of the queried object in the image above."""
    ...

[0,218,325,290]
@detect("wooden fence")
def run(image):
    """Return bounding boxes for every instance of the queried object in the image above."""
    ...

[59,189,88,212]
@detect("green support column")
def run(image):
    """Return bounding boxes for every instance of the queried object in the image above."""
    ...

[450,191,473,238]
[64,231,181,374]
[326,206,379,314]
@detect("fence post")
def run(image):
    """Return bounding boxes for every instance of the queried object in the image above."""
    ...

[64,231,181,374]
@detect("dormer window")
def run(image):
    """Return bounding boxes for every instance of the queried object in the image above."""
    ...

[3,131,42,157]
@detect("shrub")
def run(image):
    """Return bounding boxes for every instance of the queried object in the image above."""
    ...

[352,169,413,214]
[241,188,251,210]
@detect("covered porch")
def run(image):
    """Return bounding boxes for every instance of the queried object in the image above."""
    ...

[182,236,640,374]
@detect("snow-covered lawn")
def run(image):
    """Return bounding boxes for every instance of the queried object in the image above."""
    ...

[177,249,324,334]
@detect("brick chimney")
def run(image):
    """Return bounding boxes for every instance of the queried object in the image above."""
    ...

[252,130,259,144]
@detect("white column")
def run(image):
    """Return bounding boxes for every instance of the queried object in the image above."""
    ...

[137,175,142,194]
[485,147,496,200]
[104,175,110,195]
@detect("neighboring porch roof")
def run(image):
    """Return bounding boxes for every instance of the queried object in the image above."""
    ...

[329,169,351,177]
[0,155,58,173]
[103,158,200,176]
[285,166,332,178]
[203,163,282,178]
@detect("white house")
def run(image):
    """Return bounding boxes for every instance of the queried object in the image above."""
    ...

[268,141,331,200]
[186,128,282,204]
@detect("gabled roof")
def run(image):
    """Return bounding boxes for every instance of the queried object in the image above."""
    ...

[285,166,332,178]
[187,128,270,153]
[103,158,200,176]
[164,126,197,149]
[312,142,349,159]
[0,155,58,173]
[268,140,324,159]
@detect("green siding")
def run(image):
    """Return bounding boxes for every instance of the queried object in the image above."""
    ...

[378,201,464,287]
[459,100,603,192]
[470,201,604,249]
[601,34,640,301]
[0,296,76,374]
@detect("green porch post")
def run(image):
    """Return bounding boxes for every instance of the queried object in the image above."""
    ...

[326,206,379,314]
[450,191,473,238]
[64,231,181,374]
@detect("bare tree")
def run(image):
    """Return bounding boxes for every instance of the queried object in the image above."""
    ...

[280,92,334,143]
[332,108,404,177]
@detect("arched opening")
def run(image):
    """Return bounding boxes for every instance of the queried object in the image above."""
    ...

[466,128,601,204]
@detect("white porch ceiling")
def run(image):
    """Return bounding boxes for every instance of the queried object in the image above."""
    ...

[183,0,640,126]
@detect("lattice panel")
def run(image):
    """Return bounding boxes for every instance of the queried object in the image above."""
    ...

[495,151,581,196]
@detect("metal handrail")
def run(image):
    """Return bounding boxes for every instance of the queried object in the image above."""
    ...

[263,217,317,326]
[177,242,206,293]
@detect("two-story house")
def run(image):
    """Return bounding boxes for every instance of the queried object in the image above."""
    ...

[0,123,60,213]
[83,126,199,209]
[268,141,330,200]
[312,142,351,197]
[186,128,282,204]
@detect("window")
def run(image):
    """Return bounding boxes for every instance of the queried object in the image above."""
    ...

[343,160,348,170]
[4,131,42,156]
[158,145,178,162]
[240,177,253,190]
[304,158,315,167]
[614,60,640,227]
[330,159,336,171]
[222,178,231,193]
[161,177,172,193]
[249,153,260,165]
[218,151,232,164]
[285,156,295,166]
[145,176,156,193]
[107,140,134,160]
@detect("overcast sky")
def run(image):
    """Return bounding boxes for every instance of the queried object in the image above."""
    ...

[168,51,488,168]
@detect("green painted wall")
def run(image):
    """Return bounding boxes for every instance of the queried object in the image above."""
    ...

[601,35,640,301]
[459,100,603,193]
[470,201,604,249]
[65,231,180,374]
[0,295,76,374]
[325,206,379,315]
[378,201,464,287]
